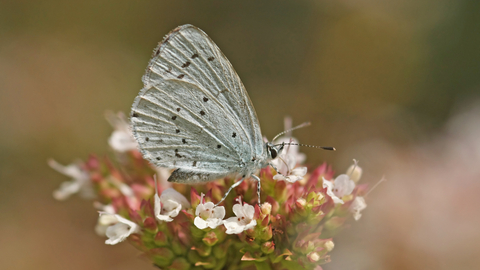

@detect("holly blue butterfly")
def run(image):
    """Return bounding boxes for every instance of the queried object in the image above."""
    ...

[130,25,333,204]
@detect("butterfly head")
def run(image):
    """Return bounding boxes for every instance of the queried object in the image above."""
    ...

[266,142,284,160]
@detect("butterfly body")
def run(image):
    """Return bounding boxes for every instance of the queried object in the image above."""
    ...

[131,24,280,185]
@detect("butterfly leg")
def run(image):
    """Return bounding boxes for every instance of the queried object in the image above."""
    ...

[215,177,245,206]
[251,174,261,205]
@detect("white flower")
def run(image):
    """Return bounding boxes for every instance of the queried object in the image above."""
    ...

[154,188,190,222]
[271,141,307,183]
[194,194,225,229]
[98,213,140,245]
[49,159,94,200]
[223,201,257,234]
[94,204,116,236]
[322,171,356,204]
[350,196,367,221]
[322,178,345,204]
[273,136,306,165]
[105,111,138,152]
[332,174,356,198]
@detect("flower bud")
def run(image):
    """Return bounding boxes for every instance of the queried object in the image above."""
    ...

[190,188,202,208]
[203,231,219,246]
[261,241,275,254]
[154,231,168,246]
[324,240,334,252]
[346,164,362,183]
[192,243,212,257]
[171,240,187,255]
[307,251,320,262]
[143,217,157,233]
[261,202,272,215]
[150,247,175,267]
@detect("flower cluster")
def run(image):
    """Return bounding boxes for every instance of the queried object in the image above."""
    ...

[50,112,369,269]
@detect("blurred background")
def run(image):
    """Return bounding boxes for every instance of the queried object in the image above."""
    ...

[1,0,480,269]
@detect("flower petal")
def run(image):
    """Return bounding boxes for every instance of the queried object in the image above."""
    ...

[212,206,226,219]
[323,178,344,204]
[194,217,208,229]
[333,174,355,197]
[244,219,257,230]
[232,204,245,218]
[243,204,255,219]
[160,188,190,209]
[224,217,245,234]
[104,214,139,245]
[350,196,367,221]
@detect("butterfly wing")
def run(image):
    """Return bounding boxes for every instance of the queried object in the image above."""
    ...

[131,25,265,183]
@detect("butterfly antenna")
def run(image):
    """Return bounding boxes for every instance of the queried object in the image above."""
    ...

[280,143,336,151]
[272,121,311,141]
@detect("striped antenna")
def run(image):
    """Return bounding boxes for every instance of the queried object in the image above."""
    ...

[272,121,311,141]
[278,142,336,151]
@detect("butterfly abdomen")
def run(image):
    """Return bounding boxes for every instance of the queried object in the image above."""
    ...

[168,169,232,184]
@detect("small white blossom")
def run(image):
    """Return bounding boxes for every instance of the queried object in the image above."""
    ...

[332,174,356,198]
[273,136,306,165]
[224,200,257,234]
[350,196,367,221]
[271,142,307,183]
[49,159,94,200]
[105,111,138,152]
[322,167,356,204]
[322,178,345,204]
[99,213,140,245]
[194,194,225,229]
[154,188,190,222]
[94,203,116,236]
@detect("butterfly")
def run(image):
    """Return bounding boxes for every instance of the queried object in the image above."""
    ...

[130,25,333,205]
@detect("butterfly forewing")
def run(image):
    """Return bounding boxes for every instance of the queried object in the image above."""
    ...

[131,25,265,183]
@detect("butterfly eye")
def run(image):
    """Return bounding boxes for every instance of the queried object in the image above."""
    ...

[270,148,277,159]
